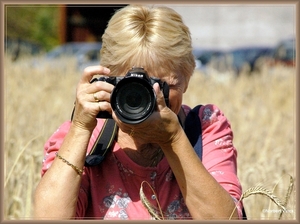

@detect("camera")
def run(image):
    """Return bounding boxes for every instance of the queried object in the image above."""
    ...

[91,67,169,124]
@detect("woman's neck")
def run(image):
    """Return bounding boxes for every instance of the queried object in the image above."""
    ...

[116,129,164,167]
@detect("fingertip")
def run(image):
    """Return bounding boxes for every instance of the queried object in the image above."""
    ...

[153,83,166,109]
[81,66,110,83]
[103,67,110,74]
[153,82,161,93]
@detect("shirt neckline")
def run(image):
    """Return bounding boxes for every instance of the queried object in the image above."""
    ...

[112,141,169,177]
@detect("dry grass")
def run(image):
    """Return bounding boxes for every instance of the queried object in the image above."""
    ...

[184,66,296,220]
[3,55,296,220]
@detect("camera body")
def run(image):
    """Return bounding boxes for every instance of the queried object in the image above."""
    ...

[91,67,169,124]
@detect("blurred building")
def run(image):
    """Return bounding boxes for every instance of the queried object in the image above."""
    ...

[59,4,127,43]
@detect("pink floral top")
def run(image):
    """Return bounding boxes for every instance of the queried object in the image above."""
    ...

[41,104,243,220]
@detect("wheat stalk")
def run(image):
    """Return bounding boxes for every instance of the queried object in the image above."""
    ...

[4,135,41,188]
[229,184,289,220]
[139,181,164,220]
[242,186,286,212]
[278,175,294,220]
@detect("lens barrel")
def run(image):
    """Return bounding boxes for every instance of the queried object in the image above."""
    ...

[111,76,156,124]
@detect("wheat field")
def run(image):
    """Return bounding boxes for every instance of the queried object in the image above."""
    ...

[3,54,296,220]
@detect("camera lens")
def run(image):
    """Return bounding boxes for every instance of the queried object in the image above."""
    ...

[111,77,156,124]
[124,88,142,109]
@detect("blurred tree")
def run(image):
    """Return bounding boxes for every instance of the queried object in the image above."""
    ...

[5,5,60,50]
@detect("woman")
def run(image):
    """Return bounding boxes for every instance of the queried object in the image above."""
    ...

[34,5,243,220]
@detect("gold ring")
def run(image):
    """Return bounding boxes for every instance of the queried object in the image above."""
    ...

[93,93,99,102]
[129,129,134,137]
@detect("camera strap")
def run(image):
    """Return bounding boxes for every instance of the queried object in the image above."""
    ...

[83,105,203,167]
[70,105,118,167]
[179,105,247,220]
[85,119,118,167]
[178,105,203,161]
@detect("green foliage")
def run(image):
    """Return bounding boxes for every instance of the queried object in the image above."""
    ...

[5,5,60,50]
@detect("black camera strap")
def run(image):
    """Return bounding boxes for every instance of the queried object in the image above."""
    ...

[70,106,118,166]
[177,105,203,160]
[181,105,203,160]
[83,105,203,167]
[85,119,118,166]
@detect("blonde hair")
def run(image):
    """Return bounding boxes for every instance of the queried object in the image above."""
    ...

[100,5,195,82]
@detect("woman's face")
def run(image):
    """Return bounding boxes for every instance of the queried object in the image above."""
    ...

[153,71,189,115]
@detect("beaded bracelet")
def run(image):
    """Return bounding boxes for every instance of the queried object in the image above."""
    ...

[55,152,83,175]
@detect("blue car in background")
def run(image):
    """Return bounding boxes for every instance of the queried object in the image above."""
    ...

[210,46,274,76]
[270,38,295,67]
[193,48,225,73]
[227,46,274,75]
[31,42,102,72]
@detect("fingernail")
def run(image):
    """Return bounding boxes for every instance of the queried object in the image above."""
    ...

[104,67,110,73]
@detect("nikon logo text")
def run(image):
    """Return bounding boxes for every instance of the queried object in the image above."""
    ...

[130,73,143,78]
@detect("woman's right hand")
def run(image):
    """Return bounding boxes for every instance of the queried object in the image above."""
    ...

[71,65,112,131]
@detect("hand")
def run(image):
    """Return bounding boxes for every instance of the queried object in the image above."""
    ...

[113,83,182,146]
[72,66,112,131]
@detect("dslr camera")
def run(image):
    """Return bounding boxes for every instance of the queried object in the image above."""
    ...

[91,67,169,124]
